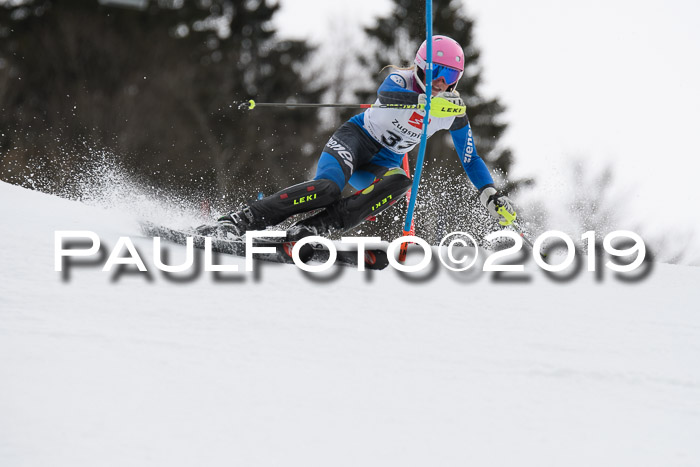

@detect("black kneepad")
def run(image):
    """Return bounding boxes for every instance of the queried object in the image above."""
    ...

[335,168,411,230]
[252,178,341,225]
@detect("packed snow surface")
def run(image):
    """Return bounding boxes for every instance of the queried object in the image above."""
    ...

[1,181,699,467]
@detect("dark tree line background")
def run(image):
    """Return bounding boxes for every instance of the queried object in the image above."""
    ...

[1,0,325,199]
[0,0,532,241]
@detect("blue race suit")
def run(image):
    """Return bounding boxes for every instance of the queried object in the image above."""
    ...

[315,68,494,192]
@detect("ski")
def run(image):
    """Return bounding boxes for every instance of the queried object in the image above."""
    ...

[139,222,390,270]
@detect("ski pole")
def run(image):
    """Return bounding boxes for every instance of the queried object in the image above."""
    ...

[492,197,543,256]
[238,100,425,111]
[398,153,415,263]
[511,222,535,249]
[399,0,433,264]
[239,99,466,117]
[509,221,546,258]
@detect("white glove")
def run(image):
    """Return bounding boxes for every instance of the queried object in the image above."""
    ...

[479,186,517,226]
[436,90,465,107]
[418,92,464,107]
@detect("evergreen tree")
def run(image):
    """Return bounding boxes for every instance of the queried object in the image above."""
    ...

[0,0,325,204]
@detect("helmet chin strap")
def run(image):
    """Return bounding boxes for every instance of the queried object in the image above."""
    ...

[413,68,427,92]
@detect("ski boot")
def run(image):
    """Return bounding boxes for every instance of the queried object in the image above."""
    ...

[286,209,341,241]
[195,205,266,238]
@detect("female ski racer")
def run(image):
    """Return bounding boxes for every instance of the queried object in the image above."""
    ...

[206,35,516,239]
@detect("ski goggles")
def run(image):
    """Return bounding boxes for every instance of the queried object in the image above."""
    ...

[431,64,462,85]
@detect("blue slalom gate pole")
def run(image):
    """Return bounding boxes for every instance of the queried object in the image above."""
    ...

[399,0,432,262]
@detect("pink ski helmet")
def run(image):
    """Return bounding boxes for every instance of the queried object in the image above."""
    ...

[414,35,465,92]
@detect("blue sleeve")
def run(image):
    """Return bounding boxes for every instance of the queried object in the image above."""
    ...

[450,117,494,190]
[377,73,421,105]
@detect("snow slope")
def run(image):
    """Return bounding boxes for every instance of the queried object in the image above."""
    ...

[1,180,699,467]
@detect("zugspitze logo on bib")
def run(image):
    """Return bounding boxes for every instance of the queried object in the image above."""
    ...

[408,111,424,129]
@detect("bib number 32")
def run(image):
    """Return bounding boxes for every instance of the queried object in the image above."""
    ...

[381,130,413,151]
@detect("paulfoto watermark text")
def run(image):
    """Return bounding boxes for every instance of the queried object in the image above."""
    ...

[54,230,653,284]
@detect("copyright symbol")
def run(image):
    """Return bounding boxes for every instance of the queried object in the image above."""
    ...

[438,231,479,272]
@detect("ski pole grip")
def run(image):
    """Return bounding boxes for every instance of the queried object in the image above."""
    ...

[238,99,256,110]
